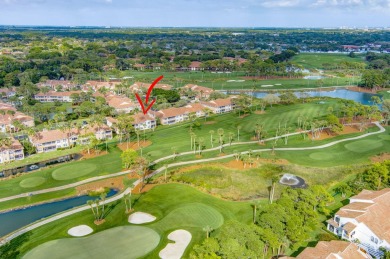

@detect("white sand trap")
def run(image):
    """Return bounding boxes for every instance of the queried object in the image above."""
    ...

[275,83,282,85]
[261,84,274,87]
[159,230,192,259]
[67,225,93,237]
[387,90,390,93]
[226,80,236,82]
[128,212,156,224]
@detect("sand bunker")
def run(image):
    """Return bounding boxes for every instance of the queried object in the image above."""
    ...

[261,85,273,87]
[67,225,93,237]
[128,212,156,224]
[159,230,192,259]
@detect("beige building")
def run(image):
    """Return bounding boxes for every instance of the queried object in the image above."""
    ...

[0,138,24,164]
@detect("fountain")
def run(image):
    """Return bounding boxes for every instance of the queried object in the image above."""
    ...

[279,173,307,188]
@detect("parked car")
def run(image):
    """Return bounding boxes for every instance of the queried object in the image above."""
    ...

[29,165,39,170]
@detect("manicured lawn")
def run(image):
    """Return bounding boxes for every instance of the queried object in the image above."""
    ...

[23,226,160,259]
[106,70,359,90]
[52,163,97,180]
[0,145,122,200]
[143,100,341,161]
[7,184,252,258]
[291,53,366,70]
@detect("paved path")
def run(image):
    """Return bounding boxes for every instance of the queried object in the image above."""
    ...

[0,122,386,245]
[0,170,133,203]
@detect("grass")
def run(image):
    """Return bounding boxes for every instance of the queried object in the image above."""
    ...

[23,226,160,259]
[8,184,252,258]
[19,177,46,188]
[0,145,121,200]
[291,53,366,70]
[103,70,360,90]
[52,163,97,180]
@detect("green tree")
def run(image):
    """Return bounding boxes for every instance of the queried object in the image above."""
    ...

[120,148,138,169]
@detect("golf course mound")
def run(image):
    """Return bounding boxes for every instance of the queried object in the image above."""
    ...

[19,177,46,188]
[344,140,383,153]
[378,135,390,140]
[52,163,97,180]
[67,225,93,237]
[159,203,224,229]
[309,152,334,161]
[23,226,160,259]
[128,212,156,224]
[159,230,192,259]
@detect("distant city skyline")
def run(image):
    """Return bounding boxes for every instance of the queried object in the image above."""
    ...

[0,0,389,28]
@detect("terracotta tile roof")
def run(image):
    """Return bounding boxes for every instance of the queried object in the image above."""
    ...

[202,98,232,108]
[37,80,77,87]
[155,107,188,119]
[326,219,338,228]
[296,241,366,259]
[184,84,214,95]
[189,61,202,68]
[0,111,33,125]
[106,117,117,124]
[343,222,357,234]
[341,202,372,212]
[338,189,390,243]
[132,113,155,124]
[183,103,205,113]
[0,138,23,151]
[107,96,138,110]
[0,102,17,112]
[134,63,146,68]
[350,188,390,201]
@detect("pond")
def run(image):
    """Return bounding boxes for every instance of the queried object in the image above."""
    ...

[304,75,324,80]
[250,89,379,106]
[0,189,118,238]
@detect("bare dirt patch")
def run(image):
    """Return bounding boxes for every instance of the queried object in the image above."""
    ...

[117,141,152,151]
[254,110,266,115]
[133,183,159,194]
[307,125,361,141]
[75,174,136,195]
[80,150,108,160]
[371,153,390,163]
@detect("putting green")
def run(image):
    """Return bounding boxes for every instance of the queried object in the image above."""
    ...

[23,226,160,259]
[19,177,46,188]
[52,163,97,180]
[344,140,383,153]
[158,203,224,230]
[378,135,390,140]
[309,152,334,160]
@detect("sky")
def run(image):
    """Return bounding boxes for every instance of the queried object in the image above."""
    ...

[0,0,389,28]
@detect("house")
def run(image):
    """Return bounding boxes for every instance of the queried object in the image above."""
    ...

[34,91,81,103]
[84,81,121,92]
[284,240,369,259]
[0,104,34,133]
[327,188,390,258]
[188,61,203,71]
[130,82,173,92]
[0,87,16,99]
[0,138,24,164]
[133,64,146,71]
[132,113,156,130]
[106,112,156,131]
[201,98,234,114]
[37,80,78,91]
[154,103,205,125]
[107,96,139,114]
[184,84,214,99]
[30,126,112,153]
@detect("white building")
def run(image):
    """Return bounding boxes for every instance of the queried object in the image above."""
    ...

[0,138,24,164]
[327,188,390,258]
[201,98,234,114]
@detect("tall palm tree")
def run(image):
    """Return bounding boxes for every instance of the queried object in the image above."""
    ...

[236,125,241,141]
[203,226,213,239]
[251,200,261,224]
[217,128,224,153]
[209,130,214,148]
[198,137,204,155]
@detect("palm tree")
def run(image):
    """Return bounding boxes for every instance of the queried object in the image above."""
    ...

[236,125,241,141]
[87,200,97,219]
[198,137,204,155]
[217,128,224,153]
[203,225,213,239]
[270,176,279,204]
[251,200,261,224]
[99,192,107,220]
[209,130,214,148]
[228,132,234,145]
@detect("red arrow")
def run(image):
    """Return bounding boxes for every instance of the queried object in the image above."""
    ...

[135,75,163,115]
